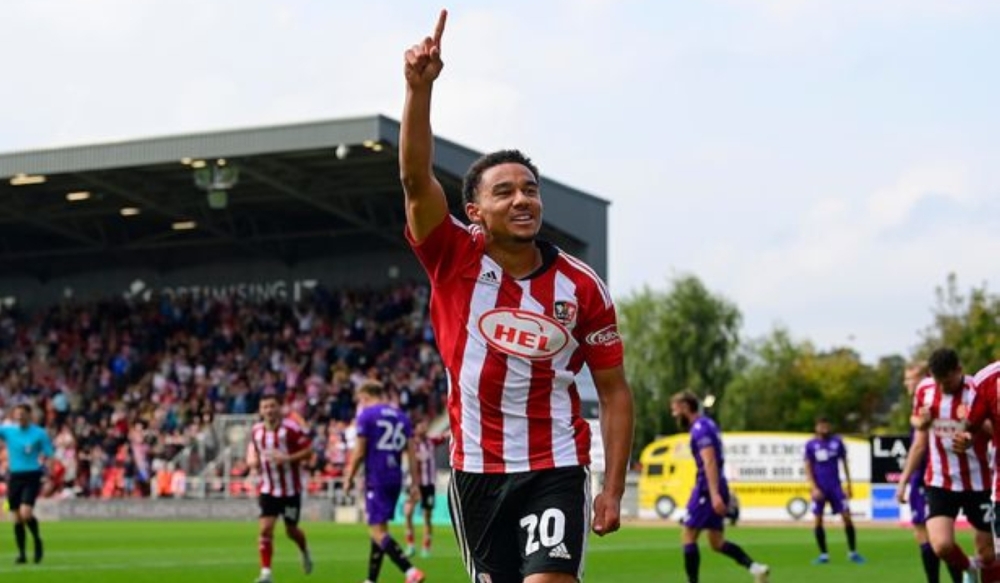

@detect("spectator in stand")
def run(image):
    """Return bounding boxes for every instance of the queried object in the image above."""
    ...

[0,282,444,498]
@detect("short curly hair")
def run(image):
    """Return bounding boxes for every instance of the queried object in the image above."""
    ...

[462,149,540,204]
[928,347,960,378]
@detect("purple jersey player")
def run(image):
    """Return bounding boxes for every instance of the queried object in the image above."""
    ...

[804,416,864,565]
[670,391,770,583]
[344,382,425,583]
[904,363,939,583]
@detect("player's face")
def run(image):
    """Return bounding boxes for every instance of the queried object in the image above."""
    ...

[815,421,831,437]
[12,407,28,427]
[904,366,923,396]
[670,401,691,431]
[259,398,280,424]
[466,163,543,244]
[415,421,428,438]
[934,369,964,394]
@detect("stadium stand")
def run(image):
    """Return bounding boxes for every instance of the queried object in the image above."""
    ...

[0,282,447,499]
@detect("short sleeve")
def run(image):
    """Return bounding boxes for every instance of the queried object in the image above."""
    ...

[405,215,482,283]
[912,385,925,417]
[968,377,994,428]
[574,278,623,371]
[356,410,372,441]
[691,423,713,451]
[402,414,414,439]
[290,425,311,451]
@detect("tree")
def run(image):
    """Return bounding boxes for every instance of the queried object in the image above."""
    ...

[721,328,890,434]
[916,273,1000,371]
[618,275,741,449]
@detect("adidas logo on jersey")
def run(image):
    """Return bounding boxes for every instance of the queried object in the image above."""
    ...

[548,543,572,560]
[477,270,500,286]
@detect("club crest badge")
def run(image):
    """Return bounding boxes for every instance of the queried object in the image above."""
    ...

[553,300,577,326]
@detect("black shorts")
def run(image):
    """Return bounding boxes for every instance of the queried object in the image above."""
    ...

[419,484,436,511]
[7,471,43,509]
[449,466,589,583]
[926,486,991,531]
[258,493,302,525]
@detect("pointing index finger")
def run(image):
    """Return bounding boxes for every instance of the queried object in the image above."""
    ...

[433,9,448,49]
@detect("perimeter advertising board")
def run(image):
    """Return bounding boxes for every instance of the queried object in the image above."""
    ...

[638,431,872,521]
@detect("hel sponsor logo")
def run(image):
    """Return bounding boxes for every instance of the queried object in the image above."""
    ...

[553,300,578,326]
[477,308,569,360]
[585,324,621,347]
[930,419,966,438]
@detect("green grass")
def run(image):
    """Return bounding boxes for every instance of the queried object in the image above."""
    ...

[0,520,947,582]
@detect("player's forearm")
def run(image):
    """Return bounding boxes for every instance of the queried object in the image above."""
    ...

[898,433,927,483]
[599,383,634,498]
[407,446,420,486]
[703,456,722,498]
[399,87,435,190]
[804,463,817,489]
[288,447,313,463]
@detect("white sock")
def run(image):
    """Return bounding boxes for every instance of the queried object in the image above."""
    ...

[406,567,419,576]
[261,567,272,576]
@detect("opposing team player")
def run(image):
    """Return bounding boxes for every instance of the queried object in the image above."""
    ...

[247,393,313,583]
[904,362,942,583]
[0,404,54,564]
[399,9,635,583]
[670,391,770,583]
[403,419,449,558]
[897,348,992,583]
[344,381,424,583]
[804,416,865,564]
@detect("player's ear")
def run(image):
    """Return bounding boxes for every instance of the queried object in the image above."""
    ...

[465,201,480,224]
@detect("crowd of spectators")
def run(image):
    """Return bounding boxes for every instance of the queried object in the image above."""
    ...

[0,282,447,500]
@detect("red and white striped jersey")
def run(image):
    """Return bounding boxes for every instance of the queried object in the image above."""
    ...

[967,361,1000,496]
[407,216,624,474]
[249,417,311,497]
[913,375,990,492]
[414,434,448,486]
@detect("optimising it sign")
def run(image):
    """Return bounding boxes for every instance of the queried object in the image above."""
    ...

[124,278,319,303]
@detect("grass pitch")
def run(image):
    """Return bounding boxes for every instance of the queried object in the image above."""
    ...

[0,520,941,582]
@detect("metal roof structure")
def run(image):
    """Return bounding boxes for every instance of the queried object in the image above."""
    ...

[0,115,609,281]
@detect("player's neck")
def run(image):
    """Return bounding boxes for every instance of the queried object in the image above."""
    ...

[264,419,280,430]
[486,240,542,279]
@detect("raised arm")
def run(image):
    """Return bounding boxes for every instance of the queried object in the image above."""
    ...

[400,9,450,243]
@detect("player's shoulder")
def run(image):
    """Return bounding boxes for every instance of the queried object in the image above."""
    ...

[915,376,936,394]
[552,247,612,306]
[973,361,1000,386]
[692,416,718,434]
[437,215,484,247]
[281,416,306,433]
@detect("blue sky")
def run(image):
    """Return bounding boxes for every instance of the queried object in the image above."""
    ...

[2,0,998,362]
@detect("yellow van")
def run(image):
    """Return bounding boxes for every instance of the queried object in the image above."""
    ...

[638,432,871,521]
[637,434,697,520]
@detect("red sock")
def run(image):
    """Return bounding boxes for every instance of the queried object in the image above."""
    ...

[406,529,414,546]
[423,532,431,550]
[944,546,970,570]
[288,527,308,553]
[259,535,273,569]
[981,561,1000,583]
